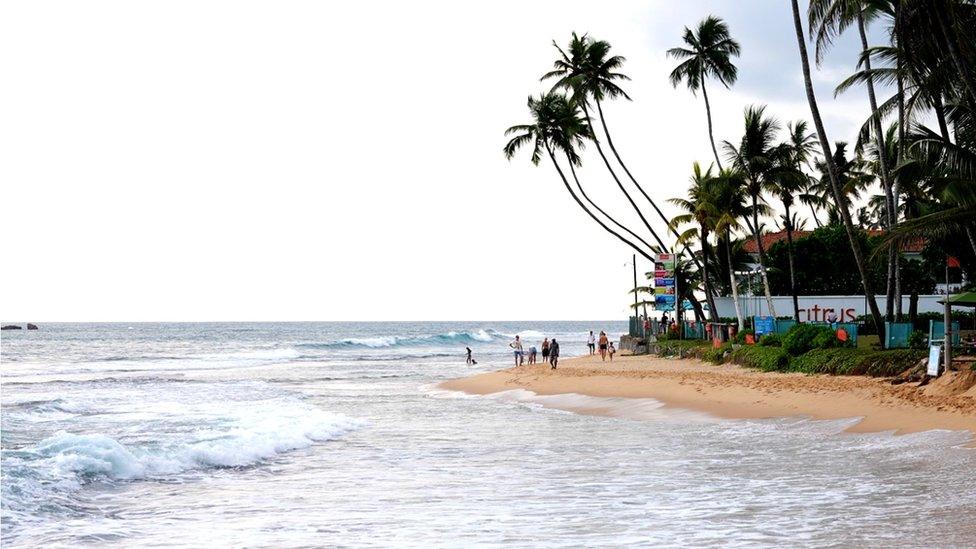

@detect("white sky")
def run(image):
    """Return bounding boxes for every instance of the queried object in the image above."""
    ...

[1,1,881,321]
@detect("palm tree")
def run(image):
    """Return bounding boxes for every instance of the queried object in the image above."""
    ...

[723,105,781,317]
[503,93,654,261]
[789,0,886,338]
[668,162,722,322]
[712,168,750,330]
[809,0,900,320]
[768,120,818,321]
[544,33,678,254]
[667,16,741,170]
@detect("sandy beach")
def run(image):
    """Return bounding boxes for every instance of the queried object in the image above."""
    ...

[441,354,976,439]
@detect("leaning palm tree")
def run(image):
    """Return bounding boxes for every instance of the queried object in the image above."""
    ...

[668,16,741,170]
[543,33,675,252]
[723,105,781,317]
[668,162,722,322]
[790,0,885,338]
[503,92,654,261]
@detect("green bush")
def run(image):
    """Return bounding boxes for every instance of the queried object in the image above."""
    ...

[652,339,709,358]
[701,344,731,364]
[731,346,790,371]
[733,329,754,345]
[782,324,835,356]
[759,333,782,347]
[907,330,927,350]
[788,348,924,376]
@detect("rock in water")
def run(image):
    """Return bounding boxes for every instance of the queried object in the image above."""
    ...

[26,323,38,330]
[1,325,23,330]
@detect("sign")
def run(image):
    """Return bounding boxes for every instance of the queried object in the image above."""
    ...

[653,253,677,311]
[927,345,941,376]
[754,316,776,336]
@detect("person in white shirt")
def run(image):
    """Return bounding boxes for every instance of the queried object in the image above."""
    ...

[510,335,523,366]
[587,331,596,355]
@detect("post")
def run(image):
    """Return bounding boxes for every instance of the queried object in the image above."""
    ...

[633,254,639,337]
[675,247,682,340]
[944,257,953,371]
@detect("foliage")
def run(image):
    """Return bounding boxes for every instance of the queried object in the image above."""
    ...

[788,349,924,377]
[732,329,754,345]
[701,343,731,364]
[652,339,709,357]
[781,323,836,356]
[731,345,790,371]
[907,330,927,350]
[759,333,782,347]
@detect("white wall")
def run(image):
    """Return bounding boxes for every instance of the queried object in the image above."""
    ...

[713,295,946,322]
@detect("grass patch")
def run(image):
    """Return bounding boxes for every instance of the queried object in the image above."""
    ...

[730,345,790,371]
[651,339,709,358]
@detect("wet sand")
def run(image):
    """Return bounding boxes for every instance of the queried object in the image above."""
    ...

[441,354,976,439]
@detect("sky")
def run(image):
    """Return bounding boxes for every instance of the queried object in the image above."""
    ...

[0,1,887,321]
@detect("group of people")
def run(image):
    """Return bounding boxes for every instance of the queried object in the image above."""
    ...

[508,335,560,369]
[586,330,615,361]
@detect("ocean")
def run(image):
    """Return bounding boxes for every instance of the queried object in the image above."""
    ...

[2,321,975,547]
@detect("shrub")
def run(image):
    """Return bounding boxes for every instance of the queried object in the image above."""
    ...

[731,346,790,372]
[652,339,709,358]
[782,324,835,356]
[789,348,924,376]
[811,329,841,350]
[907,330,927,350]
[701,344,731,364]
[733,329,754,345]
[759,333,782,347]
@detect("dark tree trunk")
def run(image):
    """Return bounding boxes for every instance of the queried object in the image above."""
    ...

[790,0,886,341]
[566,154,653,252]
[750,194,777,317]
[700,77,723,171]
[701,224,719,322]
[783,203,800,322]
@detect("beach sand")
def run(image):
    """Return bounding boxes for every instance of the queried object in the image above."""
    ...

[441,354,976,439]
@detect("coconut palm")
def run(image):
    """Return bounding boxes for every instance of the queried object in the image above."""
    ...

[543,33,674,251]
[767,120,818,321]
[667,16,741,170]
[712,168,750,330]
[789,0,885,338]
[668,162,722,322]
[723,105,782,317]
[503,92,653,261]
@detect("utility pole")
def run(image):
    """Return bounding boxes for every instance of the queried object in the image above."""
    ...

[945,257,953,372]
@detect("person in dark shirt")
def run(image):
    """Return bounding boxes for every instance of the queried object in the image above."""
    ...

[548,339,560,369]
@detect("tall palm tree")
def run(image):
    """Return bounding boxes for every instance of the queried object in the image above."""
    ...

[768,120,818,321]
[723,105,781,317]
[503,93,653,261]
[544,33,678,254]
[668,162,722,322]
[790,0,886,338]
[713,168,749,330]
[667,16,742,171]
[809,0,900,320]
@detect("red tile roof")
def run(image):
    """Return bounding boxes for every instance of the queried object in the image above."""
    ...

[741,229,925,254]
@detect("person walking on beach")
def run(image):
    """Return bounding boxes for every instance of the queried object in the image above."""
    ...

[598,331,609,361]
[549,338,559,369]
[587,331,596,355]
[465,346,473,365]
[528,344,538,365]
[608,341,616,361]
[510,335,523,367]
[541,338,550,362]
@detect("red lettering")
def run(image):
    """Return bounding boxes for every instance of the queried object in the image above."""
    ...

[845,308,856,322]
[811,304,821,322]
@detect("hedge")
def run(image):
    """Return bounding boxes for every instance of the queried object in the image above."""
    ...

[731,346,791,372]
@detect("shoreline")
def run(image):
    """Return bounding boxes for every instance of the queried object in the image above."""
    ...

[440,354,976,441]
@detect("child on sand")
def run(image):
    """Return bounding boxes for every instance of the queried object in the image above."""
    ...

[608,342,615,361]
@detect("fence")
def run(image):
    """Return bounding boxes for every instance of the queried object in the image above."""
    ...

[929,320,962,346]
[885,322,913,349]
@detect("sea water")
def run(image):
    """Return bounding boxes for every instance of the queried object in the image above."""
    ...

[2,322,974,547]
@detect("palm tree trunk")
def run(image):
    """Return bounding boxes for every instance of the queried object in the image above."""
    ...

[933,94,952,143]
[966,226,976,257]
[591,98,704,270]
[566,153,654,252]
[857,13,897,322]
[545,146,653,262]
[701,224,719,322]
[700,77,723,171]
[894,3,906,321]
[790,0,885,339]
[750,194,777,317]
[933,3,976,113]
[579,102,668,250]
[783,204,800,322]
[726,226,745,330]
